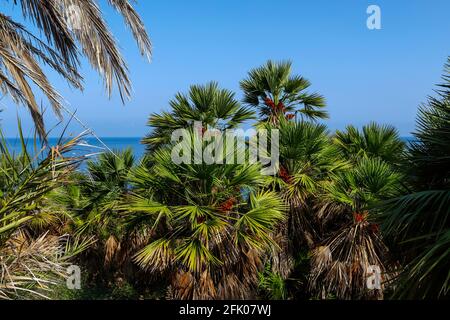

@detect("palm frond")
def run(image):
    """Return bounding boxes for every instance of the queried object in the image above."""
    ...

[1,0,151,137]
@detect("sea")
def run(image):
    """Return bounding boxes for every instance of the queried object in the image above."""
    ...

[3,136,415,164]
[4,137,146,162]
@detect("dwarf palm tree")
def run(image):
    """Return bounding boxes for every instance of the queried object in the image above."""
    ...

[310,158,402,299]
[382,57,450,299]
[0,126,84,240]
[262,119,345,281]
[143,82,254,150]
[305,123,405,299]
[51,149,135,272]
[123,135,286,299]
[275,119,345,222]
[0,0,151,137]
[240,60,326,124]
[0,124,90,299]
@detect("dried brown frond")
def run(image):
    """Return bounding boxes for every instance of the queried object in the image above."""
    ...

[104,235,120,266]
[309,221,393,300]
[0,231,68,300]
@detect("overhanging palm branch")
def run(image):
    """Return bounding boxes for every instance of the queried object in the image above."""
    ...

[1,0,151,137]
[381,57,450,299]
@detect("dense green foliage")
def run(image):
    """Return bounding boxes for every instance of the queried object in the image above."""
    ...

[0,0,151,138]
[1,58,449,300]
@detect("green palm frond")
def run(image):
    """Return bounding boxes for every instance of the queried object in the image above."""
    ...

[380,57,450,299]
[323,157,402,213]
[0,126,84,241]
[240,60,327,123]
[258,263,288,300]
[333,122,405,165]
[143,82,255,150]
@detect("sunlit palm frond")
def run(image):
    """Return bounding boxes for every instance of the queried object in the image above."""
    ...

[333,122,405,165]
[143,82,255,150]
[0,125,84,240]
[1,0,151,137]
[240,60,327,123]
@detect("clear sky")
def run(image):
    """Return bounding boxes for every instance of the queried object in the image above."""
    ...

[1,0,450,137]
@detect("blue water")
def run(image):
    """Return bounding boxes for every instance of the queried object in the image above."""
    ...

[79,137,146,159]
[3,136,415,164]
[4,137,146,162]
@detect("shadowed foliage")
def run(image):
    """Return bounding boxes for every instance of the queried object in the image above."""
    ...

[382,57,450,299]
[48,149,137,283]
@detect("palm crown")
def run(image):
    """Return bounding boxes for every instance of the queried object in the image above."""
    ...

[333,122,405,165]
[240,60,327,123]
[143,82,255,150]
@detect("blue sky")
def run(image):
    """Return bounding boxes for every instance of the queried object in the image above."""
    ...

[1,0,450,137]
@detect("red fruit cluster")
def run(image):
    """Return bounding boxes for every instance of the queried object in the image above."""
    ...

[196,216,206,224]
[279,166,292,183]
[264,97,275,108]
[219,197,237,213]
[285,113,295,120]
[277,102,286,113]
[353,212,366,223]
[369,223,380,234]
[264,97,286,114]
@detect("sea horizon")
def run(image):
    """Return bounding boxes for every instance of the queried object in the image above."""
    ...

[4,136,415,163]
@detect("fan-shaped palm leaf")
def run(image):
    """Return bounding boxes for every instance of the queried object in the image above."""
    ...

[240,60,327,123]
[143,82,255,150]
